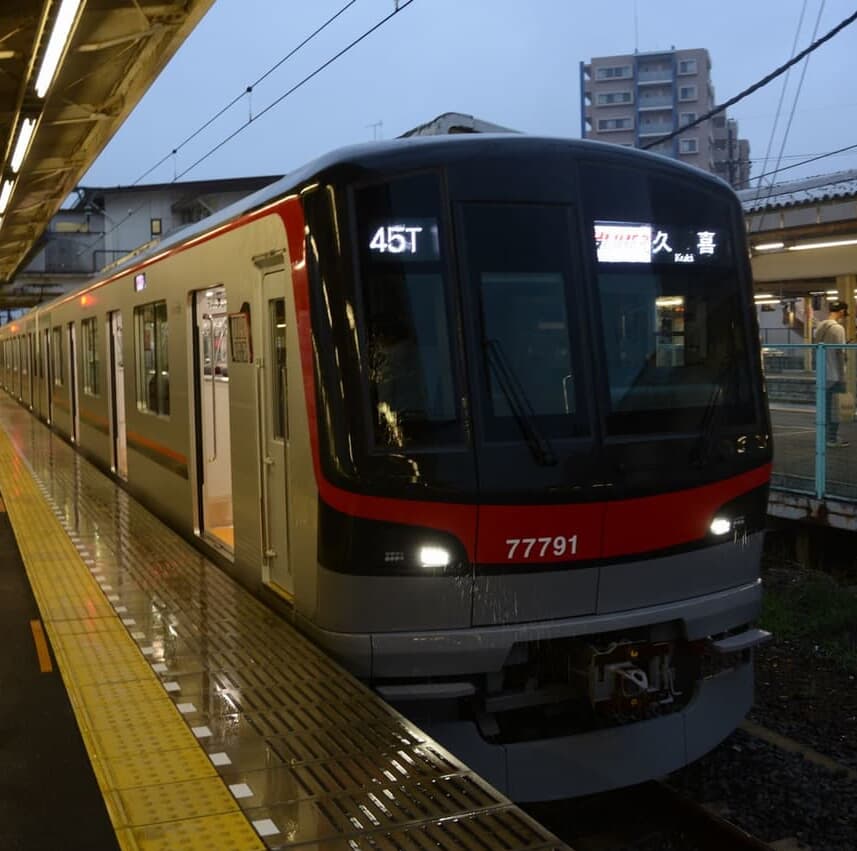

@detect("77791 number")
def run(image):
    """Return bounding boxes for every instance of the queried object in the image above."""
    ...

[505,535,578,560]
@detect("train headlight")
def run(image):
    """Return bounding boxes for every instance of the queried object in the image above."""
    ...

[419,546,451,568]
[709,517,732,536]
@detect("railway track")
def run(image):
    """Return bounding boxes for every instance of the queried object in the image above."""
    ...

[529,714,857,849]
[528,779,776,850]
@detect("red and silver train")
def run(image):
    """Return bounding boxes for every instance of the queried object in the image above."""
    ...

[0,136,772,800]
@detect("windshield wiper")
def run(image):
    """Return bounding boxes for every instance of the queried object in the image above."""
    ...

[484,339,557,466]
[691,360,732,467]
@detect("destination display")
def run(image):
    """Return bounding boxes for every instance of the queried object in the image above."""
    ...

[595,221,728,265]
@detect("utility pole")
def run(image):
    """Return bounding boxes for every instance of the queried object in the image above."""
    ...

[728,121,735,188]
[367,121,383,141]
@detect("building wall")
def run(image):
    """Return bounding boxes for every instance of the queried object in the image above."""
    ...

[3,177,280,321]
[581,48,748,187]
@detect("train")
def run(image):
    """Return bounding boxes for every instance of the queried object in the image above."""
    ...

[0,135,772,800]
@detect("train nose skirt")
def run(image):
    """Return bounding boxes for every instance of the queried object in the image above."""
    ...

[0,396,565,850]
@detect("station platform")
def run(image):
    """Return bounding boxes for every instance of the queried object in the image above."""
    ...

[0,396,567,850]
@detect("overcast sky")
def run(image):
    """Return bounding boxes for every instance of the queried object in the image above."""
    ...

[81,0,857,189]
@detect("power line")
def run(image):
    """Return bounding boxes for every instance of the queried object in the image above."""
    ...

[176,0,417,181]
[753,0,826,228]
[752,140,857,181]
[131,0,360,186]
[754,0,808,191]
[642,7,857,150]
[77,0,387,259]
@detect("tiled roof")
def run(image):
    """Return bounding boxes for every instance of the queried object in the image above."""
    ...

[738,169,857,213]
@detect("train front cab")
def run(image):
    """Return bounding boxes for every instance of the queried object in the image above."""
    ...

[296,139,773,800]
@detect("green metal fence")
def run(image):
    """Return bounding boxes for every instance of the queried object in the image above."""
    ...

[763,343,857,500]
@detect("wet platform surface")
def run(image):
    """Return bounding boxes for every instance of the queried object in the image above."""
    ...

[0,396,567,850]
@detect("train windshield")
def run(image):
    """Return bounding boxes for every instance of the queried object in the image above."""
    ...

[583,165,755,436]
[355,174,462,449]
[460,203,589,445]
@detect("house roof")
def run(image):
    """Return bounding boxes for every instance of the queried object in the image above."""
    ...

[738,169,857,214]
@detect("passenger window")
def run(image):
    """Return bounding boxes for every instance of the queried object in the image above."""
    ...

[270,299,287,439]
[81,317,99,396]
[52,327,64,386]
[134,300,170,416]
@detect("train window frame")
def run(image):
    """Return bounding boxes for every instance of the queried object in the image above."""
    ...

[81,316,100,396]
[350,169,466,452]
[134,300,170,417]
[457,200,592,445]
[579,160,758,436]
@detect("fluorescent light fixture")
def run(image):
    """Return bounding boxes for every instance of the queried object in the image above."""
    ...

[10,117,37,172]
[826,290,839,295]
[788,238,857,252]
[419,546,451,568]
[753,242,784,251]
[710,517,731,536]
[0,49,17,60]
[0,179,14,214]
[655,296,684,308]
[753,293,774,300]
[35,0,82,98]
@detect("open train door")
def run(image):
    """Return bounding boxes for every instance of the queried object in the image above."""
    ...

[258,268,292,596]
[192,287,234,553]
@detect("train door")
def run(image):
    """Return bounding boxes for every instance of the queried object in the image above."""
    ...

[68,322,79,442]
[108,311,128,479]
[260,270,292,594]
[13,337,20,398]
[193,287,234,551]
[43,328,52,423]
[15,337,24,402]
[22,332,31,407]
[30,332,37,408]
[27,331,37,414]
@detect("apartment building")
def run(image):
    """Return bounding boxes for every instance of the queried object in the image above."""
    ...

[579,48,750,188]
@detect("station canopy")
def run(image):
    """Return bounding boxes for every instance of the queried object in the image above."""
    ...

[0,0,214,300]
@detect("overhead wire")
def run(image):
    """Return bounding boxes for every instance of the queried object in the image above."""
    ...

[131,0,360,186]
[752,140,857,182]
[175,0,417,181]
[641,7,857,150]
[770,0,827,179]
[77,0,418,261]
[752,0,808,192]
[753,0,826,228]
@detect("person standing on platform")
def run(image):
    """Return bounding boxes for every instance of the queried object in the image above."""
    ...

[814,300,849,448]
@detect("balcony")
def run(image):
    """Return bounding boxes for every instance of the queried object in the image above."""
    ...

[637,95,673,110]
[638,123,674,137]
[637,69,673,84]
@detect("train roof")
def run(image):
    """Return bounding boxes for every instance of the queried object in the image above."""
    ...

[8,135,734,322]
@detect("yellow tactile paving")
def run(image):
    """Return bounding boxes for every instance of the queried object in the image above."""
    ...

[102,747,218,790]
[0,427,265,851]
[118,812,268,851]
